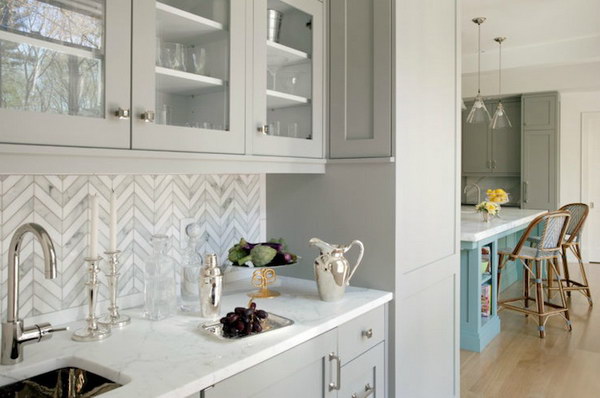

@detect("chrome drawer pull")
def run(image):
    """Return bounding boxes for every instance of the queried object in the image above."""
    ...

[362,328,373,339]
[328,352,341,391]
[352,383,374,398]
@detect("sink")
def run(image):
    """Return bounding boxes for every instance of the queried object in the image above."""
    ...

[0,367,122,397]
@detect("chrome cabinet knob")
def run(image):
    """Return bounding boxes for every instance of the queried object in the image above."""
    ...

[114,108,130,119]
[141,111,155,123]
[352,383,374,398]
[362,328,373,339]
[257,124,270,135]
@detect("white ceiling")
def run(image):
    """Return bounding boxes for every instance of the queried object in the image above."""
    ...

[461,0,600,55]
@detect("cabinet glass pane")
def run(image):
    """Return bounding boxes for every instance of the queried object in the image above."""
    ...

[0,0,105,117]
[266,0,312,140]
[155,0,230,131]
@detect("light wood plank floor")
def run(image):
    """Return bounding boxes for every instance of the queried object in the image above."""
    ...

[461,262,600,398]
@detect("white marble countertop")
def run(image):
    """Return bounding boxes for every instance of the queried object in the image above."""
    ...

[461,206,547,242]
[0,277,392,398]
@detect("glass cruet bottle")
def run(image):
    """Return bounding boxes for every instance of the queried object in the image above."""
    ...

[179,223,203,312]
[144,234,177,320]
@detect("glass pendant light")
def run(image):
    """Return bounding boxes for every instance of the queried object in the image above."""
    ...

[490,37,512,129]
[466,17,491,124]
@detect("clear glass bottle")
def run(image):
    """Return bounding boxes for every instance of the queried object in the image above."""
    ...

[144,235,177,320]
[179,223,203,312]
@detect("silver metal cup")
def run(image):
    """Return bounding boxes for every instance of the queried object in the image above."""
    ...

[267,9,283,43]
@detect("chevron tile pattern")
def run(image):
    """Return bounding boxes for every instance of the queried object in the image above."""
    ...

[0,174,264,322]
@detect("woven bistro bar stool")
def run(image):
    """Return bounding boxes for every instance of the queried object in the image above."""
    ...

[497,210,572,338]
[535,204,592,304]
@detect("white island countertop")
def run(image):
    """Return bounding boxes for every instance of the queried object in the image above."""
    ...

[0,277,392,398]
[461,206,547,242]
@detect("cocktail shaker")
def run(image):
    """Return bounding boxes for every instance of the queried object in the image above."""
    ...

[199,254,223,319]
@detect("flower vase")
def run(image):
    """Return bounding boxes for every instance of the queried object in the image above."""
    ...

[481,212,491,223]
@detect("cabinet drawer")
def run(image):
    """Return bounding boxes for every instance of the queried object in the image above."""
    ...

[338,305,384,364]
[339,342,385,398]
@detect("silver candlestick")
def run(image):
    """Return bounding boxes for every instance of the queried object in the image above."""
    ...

[99,250,130,328]
[72,256,111,342]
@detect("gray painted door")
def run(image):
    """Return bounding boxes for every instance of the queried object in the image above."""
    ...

[250,0,324,158]
[523,94,557,130]
[462,100,491,174]
[338,342,385,398]
[329,0,393,158]
[521,92,559,210]
[0,0,132,148]
[203,330,337,398]
[522,129,557,210]
[491,98,521,175]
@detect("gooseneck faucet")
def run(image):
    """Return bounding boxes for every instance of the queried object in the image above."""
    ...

[1,223,68,365]
[464,183,482,204]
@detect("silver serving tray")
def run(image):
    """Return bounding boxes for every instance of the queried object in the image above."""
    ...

[200,312,294,340]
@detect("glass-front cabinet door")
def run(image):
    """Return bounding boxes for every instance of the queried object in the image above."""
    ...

[0,0,131,148]
[132,0,245,154]
[251,0,323,158]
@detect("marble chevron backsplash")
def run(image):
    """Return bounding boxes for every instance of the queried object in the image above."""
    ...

[0,174,265,323]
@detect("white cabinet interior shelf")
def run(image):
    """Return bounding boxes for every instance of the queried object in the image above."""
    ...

[156,66,224,95]
[267,40,309,66]
[156,2,224,43]
[267,90,310,109]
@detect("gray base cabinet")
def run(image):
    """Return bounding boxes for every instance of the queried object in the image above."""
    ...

[202,305,386,398]
[521,92,559,210]
[339,343,385,398]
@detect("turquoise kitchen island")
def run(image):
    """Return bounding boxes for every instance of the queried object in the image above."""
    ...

[460,206,546,352]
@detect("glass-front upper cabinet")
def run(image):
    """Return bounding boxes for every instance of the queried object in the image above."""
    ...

[251,0,323,158]
[132,0,245,154]
[0,0,131,148]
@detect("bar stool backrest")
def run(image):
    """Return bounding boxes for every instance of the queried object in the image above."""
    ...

[559,203,589,244]
[510,210,571,258]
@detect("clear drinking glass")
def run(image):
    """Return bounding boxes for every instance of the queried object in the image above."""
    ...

[186,46,207,75]
[144,235,177,321]
[179,223,203,312]
[163,42,186,71]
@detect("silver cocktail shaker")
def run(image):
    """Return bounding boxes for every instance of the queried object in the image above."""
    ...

[199,254,223,319]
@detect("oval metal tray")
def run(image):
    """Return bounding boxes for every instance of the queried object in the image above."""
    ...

[200,312,294,340]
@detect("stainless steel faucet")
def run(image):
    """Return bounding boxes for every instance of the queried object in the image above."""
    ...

[464,183,482,204]
[1,223,68,365]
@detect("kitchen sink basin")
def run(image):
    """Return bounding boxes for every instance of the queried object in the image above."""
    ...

[0,366,122,397]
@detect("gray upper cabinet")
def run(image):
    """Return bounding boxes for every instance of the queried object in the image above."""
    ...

[0,0,326,160]
[131,0,246,154]
[0,0,132,148]
[462,97,521,176]
[491,98,521,174]
[522,94,557,130]
[329,0,392,159]
[250,0,324,158]
[521,92,559,210]
[462,101,491,174]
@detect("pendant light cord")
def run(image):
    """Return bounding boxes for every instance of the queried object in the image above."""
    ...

[477,22,481,95]
[498,40,502,97]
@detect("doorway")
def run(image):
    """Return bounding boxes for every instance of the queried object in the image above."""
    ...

[582,111,600,262]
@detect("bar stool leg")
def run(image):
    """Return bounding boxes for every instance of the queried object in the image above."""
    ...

[498,253,506,294]
[535,260,546,338]
[524,259,531,311]
[561,247,572,297]
[573,242,593,305]
[551,257,572,331]
[547,259,554,298]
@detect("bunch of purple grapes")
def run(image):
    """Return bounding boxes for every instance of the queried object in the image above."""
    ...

[220,302,269,337]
